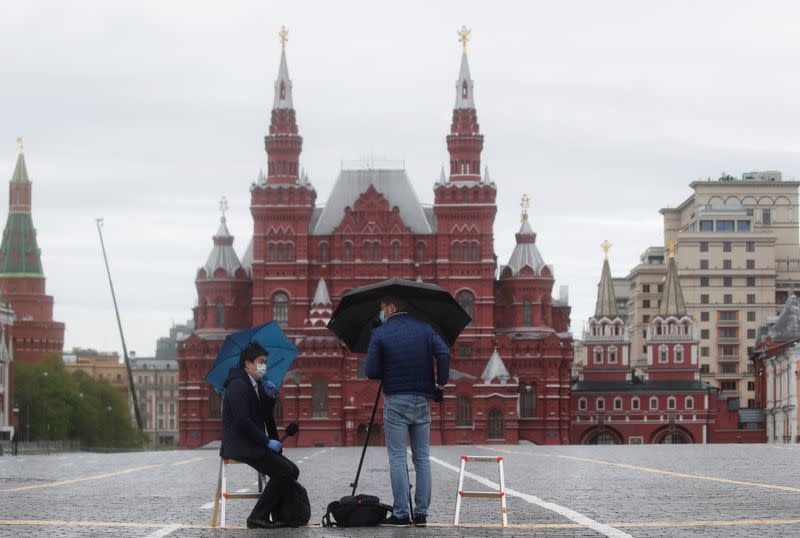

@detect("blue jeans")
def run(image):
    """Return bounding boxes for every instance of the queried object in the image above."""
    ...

[382,394,432,519]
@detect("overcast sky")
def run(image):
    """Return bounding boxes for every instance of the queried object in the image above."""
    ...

[2,1,799,357]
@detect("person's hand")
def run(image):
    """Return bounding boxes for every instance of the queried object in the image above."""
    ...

[261,379,278,399]
[267,439,282,454]
[436,384,446,391]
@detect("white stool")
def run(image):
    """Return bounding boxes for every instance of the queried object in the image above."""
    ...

[453,455,507,527]
[211,458,265,528]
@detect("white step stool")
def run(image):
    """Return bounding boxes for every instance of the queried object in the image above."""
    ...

[453,455,507,527]
[211,458,265,528]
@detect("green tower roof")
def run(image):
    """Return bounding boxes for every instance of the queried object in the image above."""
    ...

[0,152,43,276]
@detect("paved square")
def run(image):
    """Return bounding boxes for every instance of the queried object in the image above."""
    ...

[1,443,799,537]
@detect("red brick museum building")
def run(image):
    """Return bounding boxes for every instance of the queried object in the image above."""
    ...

[177,39,575,448]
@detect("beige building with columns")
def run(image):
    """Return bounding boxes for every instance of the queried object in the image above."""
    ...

[623,171,800,407]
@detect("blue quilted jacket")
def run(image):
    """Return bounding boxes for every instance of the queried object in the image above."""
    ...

[365,312,451,398]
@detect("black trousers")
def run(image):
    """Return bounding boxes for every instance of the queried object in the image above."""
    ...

[241,452,300,522]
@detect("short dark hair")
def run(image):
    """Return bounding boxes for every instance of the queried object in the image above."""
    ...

[239,342,268,368]
[380,295,407,311]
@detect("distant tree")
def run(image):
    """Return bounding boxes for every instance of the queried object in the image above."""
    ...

[13,355,148,448]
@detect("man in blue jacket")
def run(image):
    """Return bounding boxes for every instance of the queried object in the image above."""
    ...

[366,295,451,527]
[221,342,299,528]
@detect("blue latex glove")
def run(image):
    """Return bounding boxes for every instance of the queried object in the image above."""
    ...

[267,439,282,454]
[260,379,278,399]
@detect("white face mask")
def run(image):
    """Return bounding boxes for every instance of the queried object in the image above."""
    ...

[253,363,267,380]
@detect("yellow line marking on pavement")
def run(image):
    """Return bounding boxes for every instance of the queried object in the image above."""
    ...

[170,456,212,466]
[0,464,157,493]
[483,446,800,493]
[1,519,800,530]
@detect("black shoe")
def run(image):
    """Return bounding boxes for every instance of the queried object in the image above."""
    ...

[246,517,272,529]
[413,515,427,527]
[381,515,412,526]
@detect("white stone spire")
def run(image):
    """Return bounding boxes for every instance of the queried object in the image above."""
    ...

[312,277,332,306]
[483,165,491,184]
[273,47,294,110]
[439,165,446,185]
[306,278,333,327]
[481,349,510,384]
[454,51,475,109]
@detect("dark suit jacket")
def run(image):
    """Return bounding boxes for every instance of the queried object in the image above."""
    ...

[220,367,279,461]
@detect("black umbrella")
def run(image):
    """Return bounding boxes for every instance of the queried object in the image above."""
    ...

[327,277,471,353]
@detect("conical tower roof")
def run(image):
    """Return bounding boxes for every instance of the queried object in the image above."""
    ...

[481,349,510,384]
[594,244,618,318]
[0,147,42,276]
[273,46,294,110]
[454,50,476,109]
[659,243,686,317]
[202,216,244,279]
[311,277,332,306]
[506,212,546,276]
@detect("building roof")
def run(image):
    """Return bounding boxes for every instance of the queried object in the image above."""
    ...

[659,254,686,317]
[273,47,294,110]
[312,168,433,235]
[505,214,547,275]
[595,257,618,319]
[454,51,475,109]
[202,216,245,279]
[12,152,29,183]
[572,379,709,393]
[312,278,332,306]
[480,349,511,384]
[241,237,253,277]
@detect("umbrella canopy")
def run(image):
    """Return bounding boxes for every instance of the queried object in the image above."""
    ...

[327,277,471,354]
[205,321,299,393]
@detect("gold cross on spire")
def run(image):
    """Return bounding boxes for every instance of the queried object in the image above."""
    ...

[601,240,612,259]
[457,25,471,53]
[16,137,23,154]
[219,196,229,219]
[279,25,288,50]
[520,193,530,222]
[667,238,678,258]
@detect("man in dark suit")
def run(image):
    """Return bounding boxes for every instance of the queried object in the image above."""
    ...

[221,342,299,529]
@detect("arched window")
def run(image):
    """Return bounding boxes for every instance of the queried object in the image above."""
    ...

[268,243,275,261]
[659,433,688,444]
[608,346,618,364]
[456,397,472,426]
[372,241,380,260]
[674,345,684,363]
[471,242,479,261]
[277,243,285,261]
[273,398,283,426]
[667,396,677,410]
[452,243,459,260]
[650,396,659,410]
[391,241,400,261]
[462,80,468,98]
[659,344,669,364]
[488,409,504,440]
[416,242,425,262]
[593,346,603,365]
[363,242,371,260]
[279,81,286,100]
[215,302,224,328]
[685,396,694,410]
[578,397,588,411]
[588,432,617,445]
[272,292,289,328]
[613,397,623,410]
[462,242,470,261]
[319,242,329,262]
[522,300,532,326]
[462,190,469,203]
[344,242,353,261]
[520,384,536,418]
[457,290,474,319]
[286,242,294,261]
[312,379,327,418]
[631,397,640,410]
[596,397,605,411]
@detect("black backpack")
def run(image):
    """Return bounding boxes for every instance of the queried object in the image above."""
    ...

[322,494,392,527]
[268,478,311,527]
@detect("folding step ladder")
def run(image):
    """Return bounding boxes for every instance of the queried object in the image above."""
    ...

[453,455,507,527]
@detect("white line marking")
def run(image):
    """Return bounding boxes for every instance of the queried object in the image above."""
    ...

[428,455,633,538]
[200,502,214,510]
[142,523,183,538]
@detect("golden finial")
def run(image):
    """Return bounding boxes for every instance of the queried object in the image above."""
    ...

[520,194,530,222]
[601,240,612,259]
[457,25,471,53]
[219,196,229,219]
[667,239,678,258]
[16,137,23,154]
[279,26,289,50]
